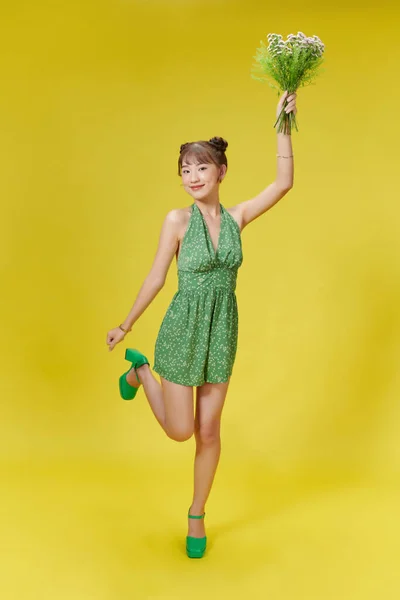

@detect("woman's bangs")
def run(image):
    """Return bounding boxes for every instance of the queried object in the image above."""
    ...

[182,146,214,167]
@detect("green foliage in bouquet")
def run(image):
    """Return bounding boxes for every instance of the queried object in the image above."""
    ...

[251,32,325,134]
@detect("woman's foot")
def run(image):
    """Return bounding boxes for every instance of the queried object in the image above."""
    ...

[126,367,141,388]
[188,506,206,538]
[126,363,150,388]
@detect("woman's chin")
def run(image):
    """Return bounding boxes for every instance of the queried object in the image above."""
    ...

[189,188,213,200]
[189,191,205,200]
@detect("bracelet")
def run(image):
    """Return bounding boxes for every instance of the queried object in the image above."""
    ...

[119,323,131,333]
[276,154,294,159]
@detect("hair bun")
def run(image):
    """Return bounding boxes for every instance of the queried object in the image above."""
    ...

[180,142,190,154]
[208,136,228,153]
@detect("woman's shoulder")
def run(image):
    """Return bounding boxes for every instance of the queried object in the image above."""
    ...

[164,206,192,240]
[224,204,242,233]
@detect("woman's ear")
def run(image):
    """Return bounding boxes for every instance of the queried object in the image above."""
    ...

[219,165,227,182]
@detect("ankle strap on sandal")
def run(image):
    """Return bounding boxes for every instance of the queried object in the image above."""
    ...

[188,509,205,519]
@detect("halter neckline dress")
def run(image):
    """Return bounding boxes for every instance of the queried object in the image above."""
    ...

[153,202,243,386]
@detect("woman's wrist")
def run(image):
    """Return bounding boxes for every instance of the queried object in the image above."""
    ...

[119,323,132,334]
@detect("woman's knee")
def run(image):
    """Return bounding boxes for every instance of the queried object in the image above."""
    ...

[166,423,194,442]
[196,422,221,446]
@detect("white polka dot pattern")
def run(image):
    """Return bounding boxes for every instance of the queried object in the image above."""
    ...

[153,202,243,386]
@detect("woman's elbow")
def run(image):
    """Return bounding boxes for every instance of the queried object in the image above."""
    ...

[147,273,165,290]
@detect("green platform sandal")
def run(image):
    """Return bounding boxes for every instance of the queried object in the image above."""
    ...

[186,509,207,558]
[119,348,150,401]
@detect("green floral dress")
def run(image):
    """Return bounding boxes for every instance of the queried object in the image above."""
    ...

[153,202,243,386]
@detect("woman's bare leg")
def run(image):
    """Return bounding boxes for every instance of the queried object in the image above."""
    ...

[126,365,165,427]
[188,379,230,538]
[126,365,194,441]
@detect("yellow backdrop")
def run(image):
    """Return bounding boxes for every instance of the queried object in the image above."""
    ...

[1,0,400,598]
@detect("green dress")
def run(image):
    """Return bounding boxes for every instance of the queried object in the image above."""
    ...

[153,202,243,386]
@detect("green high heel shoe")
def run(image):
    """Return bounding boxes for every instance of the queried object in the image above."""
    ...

[119,348,150,401]
[186,509,207,558]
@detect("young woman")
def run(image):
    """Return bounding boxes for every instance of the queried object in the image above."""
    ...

[106,90,297,558]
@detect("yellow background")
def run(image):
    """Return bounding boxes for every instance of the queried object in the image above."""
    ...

[1,0,400,598]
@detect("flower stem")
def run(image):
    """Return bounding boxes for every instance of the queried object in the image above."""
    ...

[273,102,286,129]
[273,91,298,134]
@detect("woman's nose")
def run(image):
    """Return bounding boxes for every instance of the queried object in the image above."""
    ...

[190,171,200,182]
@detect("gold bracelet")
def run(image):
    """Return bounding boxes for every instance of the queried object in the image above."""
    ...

[119,324,131,333]
[276,154,294,158]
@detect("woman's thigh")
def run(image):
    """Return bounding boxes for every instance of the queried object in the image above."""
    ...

[194,378,231,441]
[160,376,194,440]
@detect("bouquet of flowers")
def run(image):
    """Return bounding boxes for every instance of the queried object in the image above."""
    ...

[251,32,325,134]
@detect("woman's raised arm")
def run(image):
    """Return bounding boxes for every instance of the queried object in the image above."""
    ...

[231,90,297,231]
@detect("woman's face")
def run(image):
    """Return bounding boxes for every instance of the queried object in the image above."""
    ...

[181,160,224,199]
